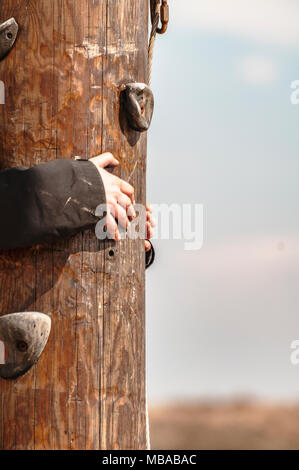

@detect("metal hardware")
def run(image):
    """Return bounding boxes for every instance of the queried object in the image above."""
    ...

[150,0,169,35]
[120,83,154,132]
[0,312,51,380]
[157,0,169,34]
[0,17,18,61]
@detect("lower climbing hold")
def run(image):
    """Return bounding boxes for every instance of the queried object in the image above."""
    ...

[120,82,154,132]
[0,18,18,61]
[0,312,51,380]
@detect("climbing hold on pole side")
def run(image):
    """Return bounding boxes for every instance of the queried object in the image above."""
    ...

[0,18,18,61]
[0,312,51,380]
[120,83,154,132]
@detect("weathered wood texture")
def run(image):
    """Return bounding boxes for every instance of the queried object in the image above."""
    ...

[0,0,148,450]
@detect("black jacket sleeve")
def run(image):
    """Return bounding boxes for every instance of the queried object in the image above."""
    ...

[0,159,105,250]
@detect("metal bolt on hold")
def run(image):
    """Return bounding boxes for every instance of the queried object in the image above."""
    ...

[16,340,28,353]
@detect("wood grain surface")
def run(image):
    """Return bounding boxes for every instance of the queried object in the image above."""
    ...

[0,0,148,450]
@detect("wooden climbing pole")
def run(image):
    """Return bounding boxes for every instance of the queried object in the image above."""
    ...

[0,0,148,450]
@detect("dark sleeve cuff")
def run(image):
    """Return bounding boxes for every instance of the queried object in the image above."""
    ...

[70,159,107,218]
[145,241,155,269]
[30,158,107,242]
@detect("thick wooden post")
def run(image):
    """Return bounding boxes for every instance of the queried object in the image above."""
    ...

[0,0,148,450]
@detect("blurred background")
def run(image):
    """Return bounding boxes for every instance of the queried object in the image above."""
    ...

[146,0,299,449]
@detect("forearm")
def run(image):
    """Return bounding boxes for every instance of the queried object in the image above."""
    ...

[0,159,105,250]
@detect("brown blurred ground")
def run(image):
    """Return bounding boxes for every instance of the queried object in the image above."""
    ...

[149,402,299,450]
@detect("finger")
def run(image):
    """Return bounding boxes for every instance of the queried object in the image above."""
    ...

[106,211,120,241]
[115,203,130,229]
[91,152,119,169]
[118,193,136,219]
[147,212,156,227]
[145,240,152,252]
[146,221,154,240]
[120,180,135,204]
[146,204,153,213]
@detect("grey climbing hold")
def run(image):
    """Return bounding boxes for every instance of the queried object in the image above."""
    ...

[120,82,154,132]
[0,312,51,380]
[0,18,18,61]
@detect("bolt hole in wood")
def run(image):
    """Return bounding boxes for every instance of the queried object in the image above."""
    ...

[109,250,115,257]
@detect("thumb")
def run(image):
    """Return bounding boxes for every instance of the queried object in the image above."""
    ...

[90,152,119,169]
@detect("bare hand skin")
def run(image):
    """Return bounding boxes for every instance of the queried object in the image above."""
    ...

[145,203,156,252]
[90,153,155,250]
[90,153,134,241]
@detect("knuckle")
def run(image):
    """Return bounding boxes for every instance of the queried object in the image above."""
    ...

[127,185,134,195]
[102,151,113,159]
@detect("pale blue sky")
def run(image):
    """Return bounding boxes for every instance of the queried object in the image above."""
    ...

[146,0,299,403]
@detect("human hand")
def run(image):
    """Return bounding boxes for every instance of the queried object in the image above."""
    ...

[90,153,135,241]
[90,153,155,250]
